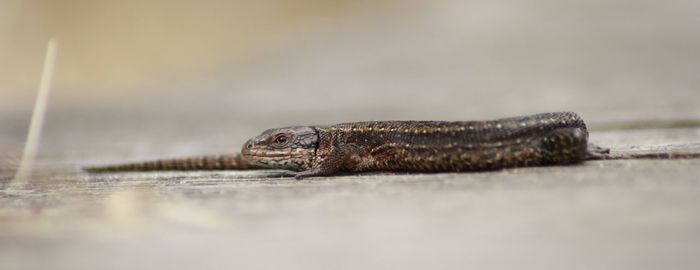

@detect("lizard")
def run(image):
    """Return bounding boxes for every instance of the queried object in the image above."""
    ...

[84,112,699,179]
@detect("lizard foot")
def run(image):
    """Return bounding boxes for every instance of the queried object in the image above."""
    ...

[586,143,610,160]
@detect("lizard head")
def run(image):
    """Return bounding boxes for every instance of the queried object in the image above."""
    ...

[241,126,318,171]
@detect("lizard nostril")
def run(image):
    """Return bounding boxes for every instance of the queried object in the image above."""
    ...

[246,143,253,149]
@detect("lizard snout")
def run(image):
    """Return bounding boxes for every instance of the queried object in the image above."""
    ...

[241,140,255,155]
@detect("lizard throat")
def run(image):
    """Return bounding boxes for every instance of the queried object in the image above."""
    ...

[244,149,316,171]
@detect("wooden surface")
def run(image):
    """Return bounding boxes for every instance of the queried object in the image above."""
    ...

[2,120,700,270]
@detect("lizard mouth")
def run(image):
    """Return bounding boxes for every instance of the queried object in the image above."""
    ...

[244,150,310,158]
[248,153,298,158]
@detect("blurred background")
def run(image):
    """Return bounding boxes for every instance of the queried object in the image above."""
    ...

[5,0,699,113]
[2,0,699,159]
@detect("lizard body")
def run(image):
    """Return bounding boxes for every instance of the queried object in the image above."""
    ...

[242,112,600,178]
[87,112,610,179]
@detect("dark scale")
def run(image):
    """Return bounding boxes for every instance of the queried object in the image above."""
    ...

[239,112,602,179]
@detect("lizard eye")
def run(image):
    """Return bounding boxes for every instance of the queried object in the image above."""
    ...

[274,134,289,145]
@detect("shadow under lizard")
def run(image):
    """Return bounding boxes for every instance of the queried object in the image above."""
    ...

[85,112,698,179]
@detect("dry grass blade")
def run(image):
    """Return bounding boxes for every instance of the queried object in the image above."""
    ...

[10,39,58,188]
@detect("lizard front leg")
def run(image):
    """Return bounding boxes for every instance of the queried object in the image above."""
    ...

[294,146,350,179]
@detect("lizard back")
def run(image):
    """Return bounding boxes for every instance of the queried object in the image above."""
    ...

[314,112,589,172]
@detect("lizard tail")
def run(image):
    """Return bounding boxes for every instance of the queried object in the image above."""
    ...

[84,154,256,173]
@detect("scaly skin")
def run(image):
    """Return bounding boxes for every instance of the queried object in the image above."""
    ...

[87,112,616,179]
[84,154,254,172]
[241,112,606,179]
